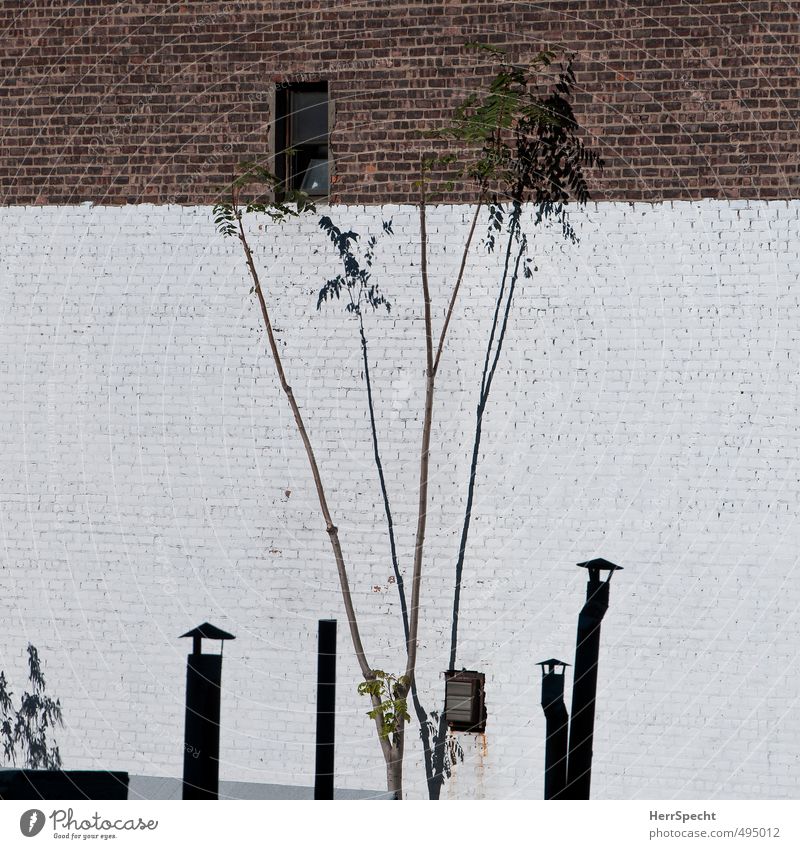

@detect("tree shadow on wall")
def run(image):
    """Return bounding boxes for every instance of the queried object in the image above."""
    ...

[414,703,463,799]
[0,644,64,769]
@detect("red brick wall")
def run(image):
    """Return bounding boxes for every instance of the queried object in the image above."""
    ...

[1,1,798,204]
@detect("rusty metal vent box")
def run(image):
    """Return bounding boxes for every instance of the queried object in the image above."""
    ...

[444,670,486,733]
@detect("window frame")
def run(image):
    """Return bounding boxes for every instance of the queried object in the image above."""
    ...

[272,80,331,199]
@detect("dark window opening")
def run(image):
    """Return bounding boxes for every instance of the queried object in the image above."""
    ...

[275,82,329,198]
[444,670,486,733]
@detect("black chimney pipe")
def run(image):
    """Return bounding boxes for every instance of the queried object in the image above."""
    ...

[537,658,570,800]
[180,622,235,801]
[565,558,621,800]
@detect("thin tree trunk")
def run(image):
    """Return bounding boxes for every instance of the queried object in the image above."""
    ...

[433,200,484,375]
[237,182,488,799]
[405,171,434,685]
[398,196,484,797]
[237,210,411,797]
[235,212,374,682]
[386,744,403,800]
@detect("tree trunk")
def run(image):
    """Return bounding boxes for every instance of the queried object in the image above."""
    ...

[405,167,434,685]
[235,212,374,682]
[386,746,403,800]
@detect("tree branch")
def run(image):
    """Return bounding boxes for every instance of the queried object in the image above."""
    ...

[432,198,484,377]
[235,208,374,682]
[405,164,435,684]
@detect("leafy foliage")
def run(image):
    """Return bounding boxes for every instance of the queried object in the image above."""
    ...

[436,44,603,242]
[0,645,64,769]
[317,216,393,316]
[213,161,316,238]
[418,48,602,799]
[358,671,411,742]
[212,203,237,238]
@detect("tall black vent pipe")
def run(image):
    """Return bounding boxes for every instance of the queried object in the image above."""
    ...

[180,622,235,801]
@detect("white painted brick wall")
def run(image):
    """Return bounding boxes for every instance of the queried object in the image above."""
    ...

[2,200,800,798]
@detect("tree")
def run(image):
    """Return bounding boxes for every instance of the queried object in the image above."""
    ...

[212,45,600,799]
[0,644,64,769]
[420,47,603,798]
